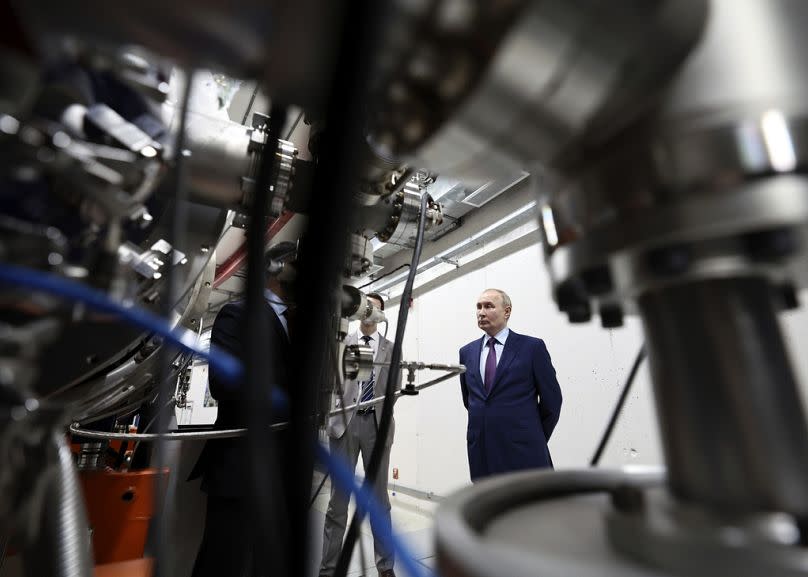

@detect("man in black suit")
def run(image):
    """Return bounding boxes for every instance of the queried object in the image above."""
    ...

[189,242,297,577]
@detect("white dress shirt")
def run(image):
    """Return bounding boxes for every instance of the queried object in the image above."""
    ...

[264,287,289,338]
[479,327,510,381]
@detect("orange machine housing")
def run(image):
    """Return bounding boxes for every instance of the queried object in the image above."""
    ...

[80,469,162,565]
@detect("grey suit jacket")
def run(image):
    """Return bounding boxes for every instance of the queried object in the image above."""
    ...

[327,332,395,444]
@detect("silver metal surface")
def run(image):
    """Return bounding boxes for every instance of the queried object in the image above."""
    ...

[527,8,808,566]
[435,469,666,577]
[639,277,808,516]
[542,120,808,307]
[357,178,441,245]
[438,466,808,577]
[538,0,808,315]
[71,250,216,422]
[342,343,374,383]
[69,421,288,441]
[6,0,808,574]
[181,107,298,211]
[49,206,222,416]
[428,3,808,575]
[608,488,808,577]
[347,234,373,278]
[270,140,298,216]
[69,362,464,440]
[182,110,256,208]
[405,0,706,187]
[21,433,93,577]
[340,285,386,324]
[75,442,104,470]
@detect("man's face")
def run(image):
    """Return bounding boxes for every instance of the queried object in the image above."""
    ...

[477,291,510,336]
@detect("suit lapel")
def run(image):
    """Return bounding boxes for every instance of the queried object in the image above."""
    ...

[376,336,392,394]
[377,336,389,362]
[490,331,520,395]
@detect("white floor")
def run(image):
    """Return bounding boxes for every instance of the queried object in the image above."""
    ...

[308,470,437,577]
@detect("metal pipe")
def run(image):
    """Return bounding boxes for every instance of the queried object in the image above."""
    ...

[639,276,808,515]
[70,421,287,441]
[22,432,92,577]
[69,363,464,441]
[179,109,256,208]
[212,211,294,288]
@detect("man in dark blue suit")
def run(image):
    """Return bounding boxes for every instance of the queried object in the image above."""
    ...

[459,289,562,481]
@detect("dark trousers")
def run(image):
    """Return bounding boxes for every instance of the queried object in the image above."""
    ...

[192,496,254,577]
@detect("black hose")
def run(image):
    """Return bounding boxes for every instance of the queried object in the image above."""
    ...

[284,110,304,141]
[244,103,289,575]
[293,1,383,575]
[240,82,261,126]
[309,472,330,508]
[357,263,410,290]
[589,345,646,467]
[334,192,430,577]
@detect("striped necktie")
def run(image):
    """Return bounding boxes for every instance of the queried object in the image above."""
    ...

[360,335,375,404]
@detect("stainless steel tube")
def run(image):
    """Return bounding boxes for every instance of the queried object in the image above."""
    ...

[639,277,808,515]
[23,432,93,577]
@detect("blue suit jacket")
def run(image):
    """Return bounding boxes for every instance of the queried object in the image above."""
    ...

[459,330,562,480]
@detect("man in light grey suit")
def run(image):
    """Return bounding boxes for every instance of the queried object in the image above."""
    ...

[320,293,396,577]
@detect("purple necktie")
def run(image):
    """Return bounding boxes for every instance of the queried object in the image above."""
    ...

[484,338,498,391]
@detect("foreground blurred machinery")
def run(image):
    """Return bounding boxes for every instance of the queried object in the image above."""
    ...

[432,2,808,577]
[1,0,808,576]
[0,1,444,572]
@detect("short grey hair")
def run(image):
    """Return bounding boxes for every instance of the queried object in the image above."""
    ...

[483,288,511,309]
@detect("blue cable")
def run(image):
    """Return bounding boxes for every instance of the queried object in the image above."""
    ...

[0,263,429,574]
[316,443,434,577]
[0,263,243,383]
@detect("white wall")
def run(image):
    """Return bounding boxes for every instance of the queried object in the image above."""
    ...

[380,238,808,497]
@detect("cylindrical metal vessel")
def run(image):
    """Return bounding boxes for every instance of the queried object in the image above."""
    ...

[639,277,808,515]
